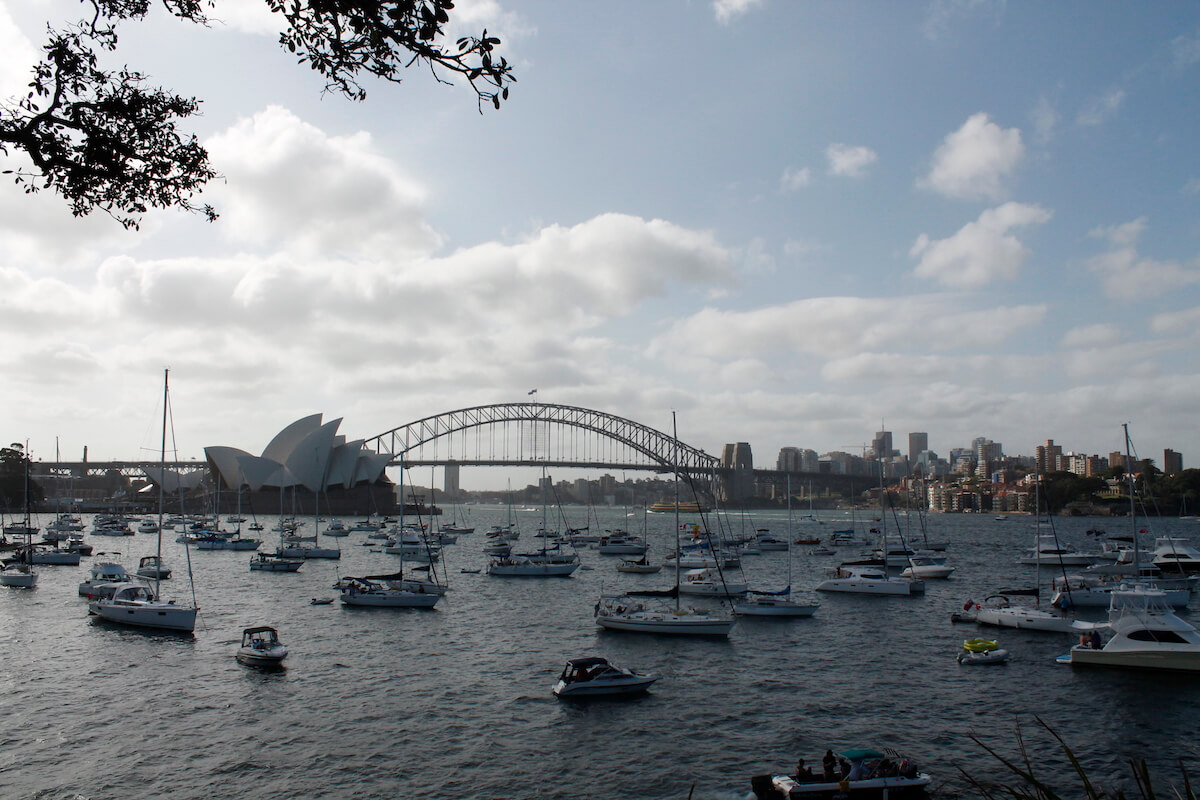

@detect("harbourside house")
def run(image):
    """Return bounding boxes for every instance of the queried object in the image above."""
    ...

[203,415,398,516]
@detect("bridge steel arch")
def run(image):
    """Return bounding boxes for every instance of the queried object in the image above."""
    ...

[365,402,720,476]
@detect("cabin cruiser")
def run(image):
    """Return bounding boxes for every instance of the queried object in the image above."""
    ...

[236,626,289,666]
[79,561,137,598]
[1067,585,1200,672]
[595,533,649,555]
[1151,537,1200,574]
[552,657,658,698]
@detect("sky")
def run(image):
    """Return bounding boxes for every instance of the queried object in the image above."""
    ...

[1,0,1199,488]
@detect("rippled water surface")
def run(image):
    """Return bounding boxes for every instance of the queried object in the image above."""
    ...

[2,507,1199,799]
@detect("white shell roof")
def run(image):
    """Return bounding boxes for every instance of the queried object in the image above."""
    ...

[205,416,391,492]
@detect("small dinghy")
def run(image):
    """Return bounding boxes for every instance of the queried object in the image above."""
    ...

[310,597,334,605]
[957,638,1010,665]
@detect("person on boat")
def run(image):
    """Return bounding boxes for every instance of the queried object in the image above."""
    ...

[1089,630,1102,649]
[822,750,837,781]
[838,757,851,779]
[793,760,814,782]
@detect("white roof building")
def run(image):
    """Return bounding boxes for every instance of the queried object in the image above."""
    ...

[204,414,392,492]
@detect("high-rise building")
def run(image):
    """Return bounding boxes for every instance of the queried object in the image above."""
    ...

[777,447,801,472]
[872,430,893,460]
[1164,449,1183,475]
[1036,439,1063,474]
[908,432,928,463]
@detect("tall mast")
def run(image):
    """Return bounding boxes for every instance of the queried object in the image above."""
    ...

[672,411,680,612]
[1124,423,1139,573]
[157,368,168,598]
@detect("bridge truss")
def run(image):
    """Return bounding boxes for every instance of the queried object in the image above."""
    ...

[365,402,720,477]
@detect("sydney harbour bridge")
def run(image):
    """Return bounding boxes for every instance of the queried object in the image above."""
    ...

[35,402,862,504]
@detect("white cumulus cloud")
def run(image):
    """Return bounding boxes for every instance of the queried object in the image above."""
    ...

[826,144,878,178]
[713,0,765,24]
[780,166,811,191]
[920,113,1024,201]
[910,202,1052,288]
[1085,218,1200,299]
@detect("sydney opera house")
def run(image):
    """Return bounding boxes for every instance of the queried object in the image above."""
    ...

[202,414,398,516]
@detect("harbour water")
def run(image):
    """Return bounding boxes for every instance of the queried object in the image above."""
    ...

[2,506,1199,799]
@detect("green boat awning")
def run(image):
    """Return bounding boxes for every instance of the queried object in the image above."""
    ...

[839,748,885,761]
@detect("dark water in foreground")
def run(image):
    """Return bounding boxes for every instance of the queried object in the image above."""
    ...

[2,507,1199,799]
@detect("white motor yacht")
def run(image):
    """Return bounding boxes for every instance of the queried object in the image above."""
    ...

[136,555,172,580]
[1067,585,1200,671]
[79,561,135,598]
[1151,537,1200,574]
[1017,535,1101,566]
[0,560,37,588]
[552,657,658,697]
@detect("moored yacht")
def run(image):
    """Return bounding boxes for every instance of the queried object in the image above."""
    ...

[1067,585,1200,672]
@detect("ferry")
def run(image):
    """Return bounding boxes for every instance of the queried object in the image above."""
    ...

[648,501,709,514]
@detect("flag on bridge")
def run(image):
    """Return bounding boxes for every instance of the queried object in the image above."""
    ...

[528,389,537,395]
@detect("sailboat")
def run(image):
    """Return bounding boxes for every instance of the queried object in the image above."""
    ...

[734,477,819,617]
[815,463,923,596]
[88,369,198,632]
[594,413,736,636]
[0,442,38,588]
[487,466,579,577]
[975,470,1076,633]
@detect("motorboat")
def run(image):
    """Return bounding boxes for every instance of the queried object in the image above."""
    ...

[236,626,288,666]
[552,656,658,698]
[249,552,304,572]
[88,583,197,632]
[323,519,350,537]
[900,556,956,579]
[755,531,790,551]
[678,567,748,597]
[276,543,341,559]
[957,638,1010,665]
[1151,537,1200,574]
[815,565,923,596]
[338,577,440,608]
[751,748,932,800]
[1066,585,1200,672]
[79,561,135,597]
[136,555,171,580]
[594,594,736,636]
[136,520,158,534]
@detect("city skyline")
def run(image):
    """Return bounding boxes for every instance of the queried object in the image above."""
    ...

[2,2,1199,486]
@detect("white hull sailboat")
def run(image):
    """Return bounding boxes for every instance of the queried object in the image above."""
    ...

[88,369,198,633]
[735,477,820,617]
[594,413,735,637]
[0,444,38,588]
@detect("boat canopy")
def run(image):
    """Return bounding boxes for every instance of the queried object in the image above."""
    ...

[564,657,610,669]
[839,748,885,761]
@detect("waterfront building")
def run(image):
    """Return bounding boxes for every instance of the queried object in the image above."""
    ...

[1165,449,1183,475]
[1036,439,1064,475]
